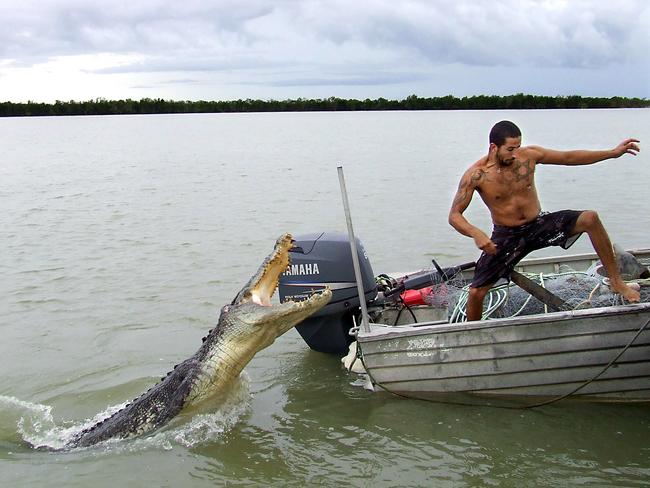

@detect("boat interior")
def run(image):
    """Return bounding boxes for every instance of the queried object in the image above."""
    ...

[372,248,650,327]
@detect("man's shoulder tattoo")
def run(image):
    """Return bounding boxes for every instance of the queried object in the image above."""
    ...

[470,168,489,183]
[451,168,486,208]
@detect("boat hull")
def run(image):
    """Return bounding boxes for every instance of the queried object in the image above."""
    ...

[357,304,650,404]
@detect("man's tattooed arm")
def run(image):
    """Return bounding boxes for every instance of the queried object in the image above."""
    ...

[450,169,481,213]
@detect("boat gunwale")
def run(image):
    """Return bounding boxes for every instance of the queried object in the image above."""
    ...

[358,302,650,342]
[514,247,650,266]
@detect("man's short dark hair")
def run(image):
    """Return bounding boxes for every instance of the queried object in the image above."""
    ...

[489,120,521,147]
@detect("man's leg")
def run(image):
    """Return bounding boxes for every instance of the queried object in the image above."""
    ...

[573,210,640,302]
[467,284,493,321]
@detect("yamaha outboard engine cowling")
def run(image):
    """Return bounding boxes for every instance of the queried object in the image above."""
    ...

[279,232,377,354]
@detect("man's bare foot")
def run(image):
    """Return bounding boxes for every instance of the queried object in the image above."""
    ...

[611,281,641,303]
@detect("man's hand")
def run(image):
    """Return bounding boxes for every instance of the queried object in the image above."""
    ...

[613,138,640,158]
[474,232,497,255]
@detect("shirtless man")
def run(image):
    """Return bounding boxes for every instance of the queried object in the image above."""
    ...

[448,120,641,321]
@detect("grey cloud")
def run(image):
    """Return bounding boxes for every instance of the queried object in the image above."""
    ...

[90,55,290,74]
[0,0,647,95]
[294,0,648,70]
[3,0,647,67]
[0,0,277,59]
[158,78,201,85]
[249,72,428,87]
[128,78,201,90]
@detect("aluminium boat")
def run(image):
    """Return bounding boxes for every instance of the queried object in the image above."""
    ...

[279,232,650,405]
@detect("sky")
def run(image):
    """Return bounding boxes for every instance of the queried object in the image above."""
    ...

[0,0,648,103]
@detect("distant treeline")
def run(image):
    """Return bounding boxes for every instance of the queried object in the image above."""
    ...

[1,94,648,117]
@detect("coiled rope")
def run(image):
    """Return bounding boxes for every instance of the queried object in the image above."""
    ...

[449,271,644,322]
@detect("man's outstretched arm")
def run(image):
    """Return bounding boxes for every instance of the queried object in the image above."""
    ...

[534,138,640,166]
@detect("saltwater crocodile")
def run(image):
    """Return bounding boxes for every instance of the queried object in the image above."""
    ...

[64,234,331,448]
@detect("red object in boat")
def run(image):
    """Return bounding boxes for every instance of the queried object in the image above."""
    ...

[400,287,433,306]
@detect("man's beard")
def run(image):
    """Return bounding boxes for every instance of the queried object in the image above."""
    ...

[498,155,515,166]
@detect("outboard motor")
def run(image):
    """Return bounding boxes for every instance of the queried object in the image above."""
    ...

[279,232,377,354]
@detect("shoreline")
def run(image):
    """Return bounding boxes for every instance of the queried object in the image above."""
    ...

[1,94,648,117]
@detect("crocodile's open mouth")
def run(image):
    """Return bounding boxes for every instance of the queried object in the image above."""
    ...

[234,233,331,325]
[248,234,293,306]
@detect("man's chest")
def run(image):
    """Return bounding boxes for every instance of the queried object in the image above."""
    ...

[479,167,537,202]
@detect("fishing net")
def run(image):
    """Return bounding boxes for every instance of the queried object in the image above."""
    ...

[419,260,650,323]
[420,280,464,308]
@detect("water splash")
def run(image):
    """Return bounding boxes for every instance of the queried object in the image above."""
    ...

[2,373,252,452]
[0,395,56,445]
[126,373,252,452]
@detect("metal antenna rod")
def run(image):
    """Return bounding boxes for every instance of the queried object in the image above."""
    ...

[337,166,370,334]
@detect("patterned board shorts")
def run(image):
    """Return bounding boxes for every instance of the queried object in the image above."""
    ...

[470,210,584,288]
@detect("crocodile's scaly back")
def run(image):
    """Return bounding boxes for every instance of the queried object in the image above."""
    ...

[65,234,331,448]
[71,359,199,447]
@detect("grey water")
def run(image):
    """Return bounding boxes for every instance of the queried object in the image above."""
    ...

[1,109,649,487]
